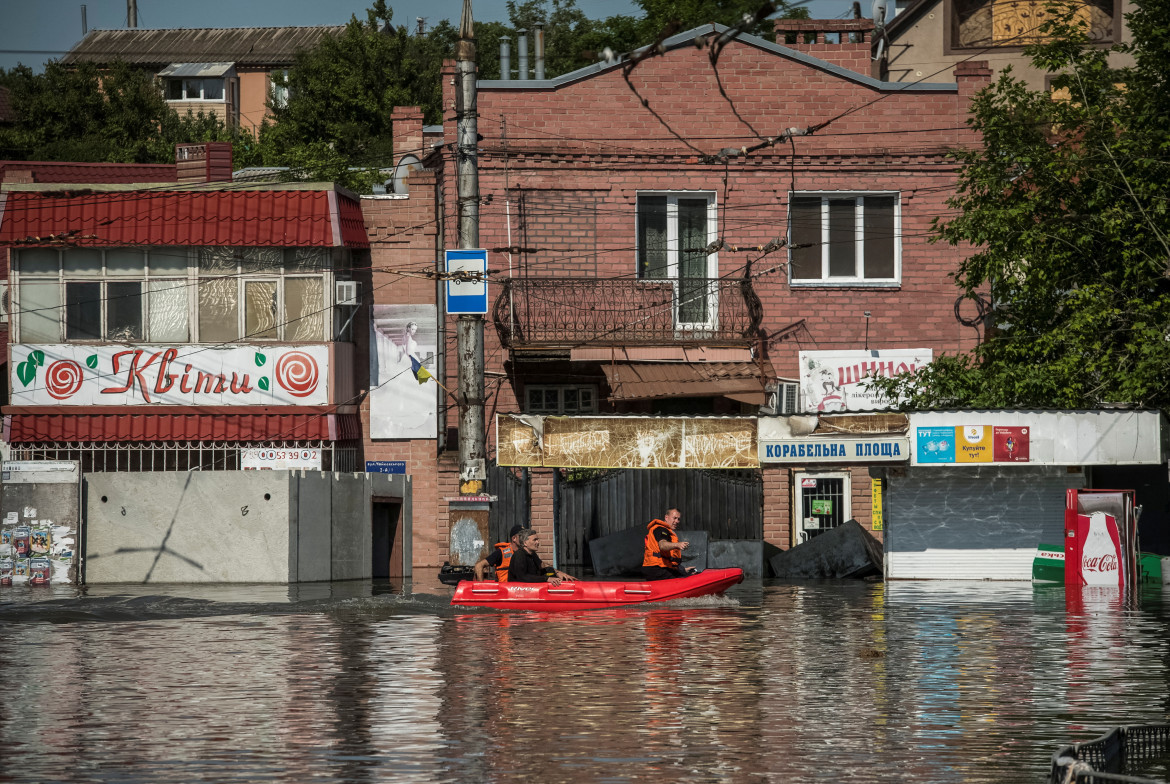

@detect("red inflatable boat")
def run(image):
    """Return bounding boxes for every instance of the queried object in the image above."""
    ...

[450,567,745,611]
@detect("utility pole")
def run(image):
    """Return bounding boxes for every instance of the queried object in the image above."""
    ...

[455,0,486,495]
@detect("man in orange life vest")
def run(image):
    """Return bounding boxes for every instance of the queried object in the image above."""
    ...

[641,507,694,580]
[475,524,524,582]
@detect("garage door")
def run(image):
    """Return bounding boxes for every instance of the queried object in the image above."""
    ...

[885,466,1084,580]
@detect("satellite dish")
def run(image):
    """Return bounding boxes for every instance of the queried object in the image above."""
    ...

[871,0,888,27]
[391,154,423,194]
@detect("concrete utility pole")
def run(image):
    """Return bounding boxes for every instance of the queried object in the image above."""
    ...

[455,0,487,495]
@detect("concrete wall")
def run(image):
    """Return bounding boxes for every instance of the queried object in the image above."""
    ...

[84,471,409,584]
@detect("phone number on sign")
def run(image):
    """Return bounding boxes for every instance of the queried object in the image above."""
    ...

[240,449,322,470]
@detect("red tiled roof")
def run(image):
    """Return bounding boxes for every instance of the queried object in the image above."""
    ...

[5,409,360,443]
[0,188,369,248]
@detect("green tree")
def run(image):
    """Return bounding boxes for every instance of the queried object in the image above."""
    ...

[871,4,1170,410]
[260,0,453,189]
[0,60,254,165]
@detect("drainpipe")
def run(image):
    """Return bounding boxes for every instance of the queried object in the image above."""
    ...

[534,23,545,79]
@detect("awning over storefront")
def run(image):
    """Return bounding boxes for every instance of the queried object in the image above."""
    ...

[602,361,766,404]
[4,408,361,443]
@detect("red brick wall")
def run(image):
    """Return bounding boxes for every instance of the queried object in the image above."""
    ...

[413,40,991,564]
[361,167,468,570]
[773,18,876,76]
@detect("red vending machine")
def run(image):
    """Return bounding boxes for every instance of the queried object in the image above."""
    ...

[1064,489,1138,590]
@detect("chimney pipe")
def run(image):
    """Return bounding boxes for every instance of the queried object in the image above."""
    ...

[517,29,528,80]
[127,0,137,27]
[499,36,511,79]
[81,4,87,35]
[534,23,545,79]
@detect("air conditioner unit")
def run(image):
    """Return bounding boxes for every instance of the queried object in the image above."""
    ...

[760,379,800,415]
[335,280,360,307]
[0,282,9,324]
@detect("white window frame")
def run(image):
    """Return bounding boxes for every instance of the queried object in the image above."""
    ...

[787,191,901,286]
[166,77,226,102]
[635,191,719,329]
[270,70,290,109]
[13,247,337,345]
[792,470,852,546]
[525,385,598,415]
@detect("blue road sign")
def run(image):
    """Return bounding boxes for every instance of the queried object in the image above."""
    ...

[445,249,489,314]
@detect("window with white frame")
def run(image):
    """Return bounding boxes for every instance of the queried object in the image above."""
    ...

[636,192,718,325]
[788,193,899,284]
[525,385,598,415]
[165,78,225,101]
[15,247,340,344]
[270,70,290,109]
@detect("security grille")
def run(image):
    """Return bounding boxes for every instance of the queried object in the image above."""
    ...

[9,441,359,473]
[797,473,849,541]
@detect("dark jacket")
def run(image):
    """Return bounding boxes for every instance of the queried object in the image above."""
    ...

[508,547,550,582]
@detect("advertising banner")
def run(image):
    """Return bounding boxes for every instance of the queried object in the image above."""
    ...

[955,425,992,463]
[497,415,758,469]
[915,425,1031,465]
[370,305,438,439]
[799,349,932,413]
[11,345,328,406]
[993,426,1030,462]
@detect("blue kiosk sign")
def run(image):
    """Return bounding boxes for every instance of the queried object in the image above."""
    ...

[445,249,489,315]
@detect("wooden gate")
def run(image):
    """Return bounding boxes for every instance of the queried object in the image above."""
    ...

[553,468,762,570]
[487,462,530,544]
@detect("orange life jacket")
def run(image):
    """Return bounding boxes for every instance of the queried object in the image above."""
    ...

[494,542,515,583]
[643,520,681,569]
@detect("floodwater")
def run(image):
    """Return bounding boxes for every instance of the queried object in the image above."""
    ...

[2,578,1169,784]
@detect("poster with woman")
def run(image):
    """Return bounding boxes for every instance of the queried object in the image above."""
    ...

[370,305,438,439]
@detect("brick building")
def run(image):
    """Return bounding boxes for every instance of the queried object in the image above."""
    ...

[361,22,992,573]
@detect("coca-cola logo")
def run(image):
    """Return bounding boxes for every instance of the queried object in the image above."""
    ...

[45,360,84,400]
[274,351,319,397]
[1083,553,1119,572]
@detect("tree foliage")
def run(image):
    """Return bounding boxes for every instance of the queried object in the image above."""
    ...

[871,3,1170,410]
[0,60,253,165]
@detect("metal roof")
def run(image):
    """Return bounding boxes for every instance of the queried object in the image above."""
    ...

[0,161,176,184]
[0,188,369,248]
[62,26,345,68]
[602,361,765,403]
[5,410,360,443]
[158,62,236,78]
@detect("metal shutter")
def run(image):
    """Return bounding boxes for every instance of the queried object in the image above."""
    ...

[885,466,1084,580]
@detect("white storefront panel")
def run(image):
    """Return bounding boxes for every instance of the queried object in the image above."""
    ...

[884,466,1084,580]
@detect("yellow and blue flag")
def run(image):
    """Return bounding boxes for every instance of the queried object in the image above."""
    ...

[410,356,433,384]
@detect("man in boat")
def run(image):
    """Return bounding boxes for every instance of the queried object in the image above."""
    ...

[641,508,693,580]
[474,524,524,582]
[509,528,576,587]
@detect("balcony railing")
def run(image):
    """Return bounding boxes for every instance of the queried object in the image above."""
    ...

[493,277,763,348]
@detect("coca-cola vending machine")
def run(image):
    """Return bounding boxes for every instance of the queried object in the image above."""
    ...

[1064,489,1138,590]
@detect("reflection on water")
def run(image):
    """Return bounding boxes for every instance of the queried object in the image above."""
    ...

[1,580,1168,783]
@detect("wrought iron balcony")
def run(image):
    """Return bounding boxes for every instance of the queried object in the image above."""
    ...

[493,277,763,348]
